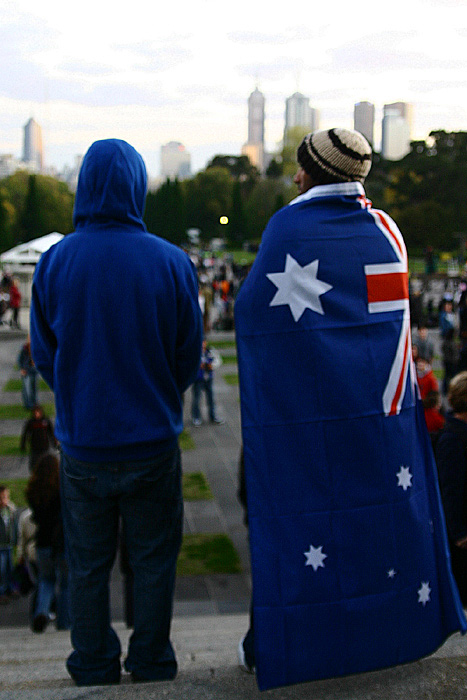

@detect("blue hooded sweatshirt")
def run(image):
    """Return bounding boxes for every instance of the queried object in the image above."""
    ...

[30,139,202,462]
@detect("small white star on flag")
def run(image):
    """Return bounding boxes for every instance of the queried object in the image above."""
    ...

[418,581,431,606]
[397,465,413,491]
[387,569,397,579]
[304,544,327,572]
[266,254,333,322]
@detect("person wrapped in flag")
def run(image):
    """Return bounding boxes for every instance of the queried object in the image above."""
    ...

[234,128,466,691]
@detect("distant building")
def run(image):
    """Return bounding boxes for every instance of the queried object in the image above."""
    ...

[381,102,412,160]
[58,155,83,192]
[247,87,265,146]
[242,87,266,173]
[354,102,375,145]
[160,141,191,180]
[384,102,413,134]
[0,154,24,180]
[22,118,43,172]
[284,92,319,143]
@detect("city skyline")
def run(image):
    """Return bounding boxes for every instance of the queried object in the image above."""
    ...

[1,0,467,177]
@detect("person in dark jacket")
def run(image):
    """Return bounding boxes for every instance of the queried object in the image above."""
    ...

[21,405,58,473]
[18,339,38,409]
[435,371,467,605]
[30,139,202,686]
[26,452,69,632]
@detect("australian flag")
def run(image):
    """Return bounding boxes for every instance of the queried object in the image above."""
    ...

[234,182,466,691]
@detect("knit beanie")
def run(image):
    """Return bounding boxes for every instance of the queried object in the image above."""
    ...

[297,128,372,184]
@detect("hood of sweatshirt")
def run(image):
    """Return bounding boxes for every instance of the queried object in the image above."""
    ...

[73,139,147,230]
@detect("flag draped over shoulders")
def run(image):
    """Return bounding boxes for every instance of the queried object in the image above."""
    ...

[234,182,466,691]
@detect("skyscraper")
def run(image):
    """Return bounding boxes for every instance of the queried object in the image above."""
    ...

[160,141,191,180]
[23,118,43,172]
[381,102,412,160]
[354,102,375,145]
[242,87,265,172]
[284,92,319,143]
[247,87,265,145]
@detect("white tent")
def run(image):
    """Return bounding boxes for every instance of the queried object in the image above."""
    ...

[0,232,64,266]
[0,232,65,306]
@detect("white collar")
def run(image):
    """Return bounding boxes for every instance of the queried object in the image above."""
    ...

[289,181,366,207]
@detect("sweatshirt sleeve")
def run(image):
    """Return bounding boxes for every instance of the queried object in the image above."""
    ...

[174,257,203,394]
[30,271,57,391]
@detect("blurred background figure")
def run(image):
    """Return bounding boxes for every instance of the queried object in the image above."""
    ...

[18,338,38,410]
[435,372,467,605]
[191,339,224,426]
[21,405,58,473]
[26,453,69,633]
[0,485,19,604]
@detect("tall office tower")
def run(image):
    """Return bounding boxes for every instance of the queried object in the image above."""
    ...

[381,102,412,160]
[22,117,43,172]
[247,87,265,145]
[160,141,191,180]
[384,102,413,134]
[284,92,320,143]
[242,87,265,172]
[354,102,375,145]
[381,109,411,161]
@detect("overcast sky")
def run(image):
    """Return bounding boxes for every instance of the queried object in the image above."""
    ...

[1,0,466,177]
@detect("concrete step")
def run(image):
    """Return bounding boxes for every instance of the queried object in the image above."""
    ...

[1,614,467,700]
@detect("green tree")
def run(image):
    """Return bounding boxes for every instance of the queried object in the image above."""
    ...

[183,168,233,241]
[144,179,186,245]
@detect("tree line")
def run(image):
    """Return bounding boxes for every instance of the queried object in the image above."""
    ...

[0,129,466,255]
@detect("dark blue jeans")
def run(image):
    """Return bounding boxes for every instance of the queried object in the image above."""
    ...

[60,446,183,686]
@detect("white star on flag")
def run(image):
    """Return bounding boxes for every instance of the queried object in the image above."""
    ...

[418,581,431,606]
[387,569,397,579]
[267,254,333,322]
[397,466,413,491]
[304,544,327,572]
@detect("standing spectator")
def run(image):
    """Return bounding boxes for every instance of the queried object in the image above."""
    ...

[423,390,445,446]
[416,355,439,401]
[234,128,465,687]
[440,299,456,339]
[435,372,467,604]
[441,327,458,394]
[0,485,18,604]
[18,339,38,410]
[412,324,434,365]
[191,339,224,426]
[21,405,58,473]
[26,452,69,632]
[8,278,21,329]
[30,139,202,686]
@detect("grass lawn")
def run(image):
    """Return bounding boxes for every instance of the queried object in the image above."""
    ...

[0,403,55,420]
[183,472,213,501]
[220,355,237,365]
[179,429,195,451]
[223,373,239,386]
[0,435,22,455]
[3,378,50,392]
[209,340,236,349]
[177,533,241,576]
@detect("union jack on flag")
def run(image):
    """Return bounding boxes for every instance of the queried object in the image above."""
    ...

[360,196,417,416]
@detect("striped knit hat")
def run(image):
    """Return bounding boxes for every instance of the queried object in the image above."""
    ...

[297,128,372,184]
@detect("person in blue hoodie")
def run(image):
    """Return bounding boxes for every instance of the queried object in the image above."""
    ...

[30,139,202,687]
